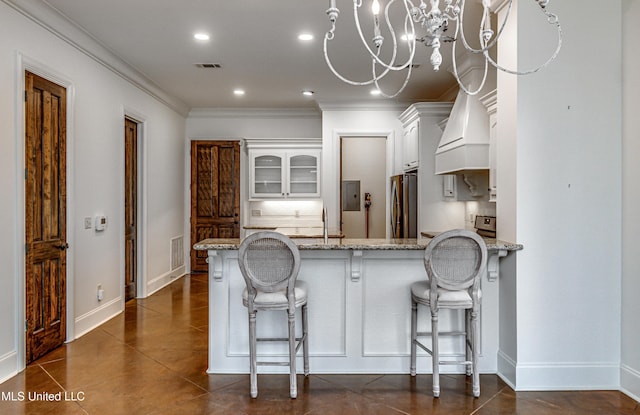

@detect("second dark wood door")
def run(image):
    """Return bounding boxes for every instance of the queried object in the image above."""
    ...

[190,141,241,273]
[124,118,137,300]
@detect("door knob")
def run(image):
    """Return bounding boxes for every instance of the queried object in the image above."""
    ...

[55,243,69,250]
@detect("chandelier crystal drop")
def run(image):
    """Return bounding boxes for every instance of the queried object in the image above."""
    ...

[323,0,563,98]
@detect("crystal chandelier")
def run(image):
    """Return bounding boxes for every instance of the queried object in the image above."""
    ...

[323,0,562,97]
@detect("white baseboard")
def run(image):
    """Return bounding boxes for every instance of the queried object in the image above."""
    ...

[621,364,640,403]
[498,351,622,392]
[514,361,619,391]
[145,267,186,297]
[497,350,516,389]
[0,351,19,385]
[73,296,122,339]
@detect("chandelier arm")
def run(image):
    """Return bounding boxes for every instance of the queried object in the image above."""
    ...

[351,0,416,71]
[372,54,414,98]
[485,20,562,75]
[456,0,514,55]
[450,23,490,96]
[324,31,378,86]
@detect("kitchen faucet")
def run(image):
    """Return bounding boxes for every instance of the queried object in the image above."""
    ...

[322,207,328,243]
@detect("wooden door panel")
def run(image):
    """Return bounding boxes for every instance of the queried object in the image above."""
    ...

[25,71,67,363]
[190,141,240,273]
[124,118,137,300]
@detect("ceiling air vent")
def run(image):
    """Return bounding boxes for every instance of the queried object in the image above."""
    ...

[195,63,222,69]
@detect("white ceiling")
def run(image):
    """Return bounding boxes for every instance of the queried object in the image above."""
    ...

[41,0,484,110]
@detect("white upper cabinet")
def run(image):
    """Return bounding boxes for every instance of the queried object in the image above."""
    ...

[402,119,420,171]
[251,151,284,197]
[249,147,321,199]
[287,151,320,197]
[398,102,454,174]
[481,89,498,202]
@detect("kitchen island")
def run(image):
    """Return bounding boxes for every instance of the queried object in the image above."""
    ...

[194,237,521,375]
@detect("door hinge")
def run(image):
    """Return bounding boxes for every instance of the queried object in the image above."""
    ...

[24,168,27,180]
[24,91,27,102]
[25,244,28,255]
[25,320,28,332]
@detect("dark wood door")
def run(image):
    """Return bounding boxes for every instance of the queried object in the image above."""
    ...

[124,118,137,301]
[25,71,67,363]
[190,141,240,273]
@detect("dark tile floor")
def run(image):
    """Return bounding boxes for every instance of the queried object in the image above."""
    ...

[1,274,638,414]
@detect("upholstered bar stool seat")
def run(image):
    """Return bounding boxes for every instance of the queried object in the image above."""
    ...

[238,231,309,399]
[242,281,308,309]
[410,229,487,398]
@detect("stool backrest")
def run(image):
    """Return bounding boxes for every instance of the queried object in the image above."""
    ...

[238,231,301,295]
[424,229,487,292]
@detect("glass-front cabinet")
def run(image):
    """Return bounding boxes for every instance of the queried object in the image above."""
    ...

[252,153,283,197]
[250,149,320,199]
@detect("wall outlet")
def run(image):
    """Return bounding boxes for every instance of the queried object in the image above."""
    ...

[251,209,262,217]
[97,284,104,301]
[84,217,92,229]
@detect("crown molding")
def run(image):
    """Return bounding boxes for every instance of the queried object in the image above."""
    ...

[244,137,322,149]
[3,0,190,116]
[316,100,409,112]
[188,107,321,119]
[398,102,454,125]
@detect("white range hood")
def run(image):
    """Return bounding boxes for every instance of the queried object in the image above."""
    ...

[435,59,495,175]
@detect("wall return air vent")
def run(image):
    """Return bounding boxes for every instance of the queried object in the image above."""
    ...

[194,63,222,69]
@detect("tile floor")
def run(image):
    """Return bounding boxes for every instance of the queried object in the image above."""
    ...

[1,273,638,414]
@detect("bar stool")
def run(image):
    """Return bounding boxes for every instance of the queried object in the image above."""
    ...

[410,229,487,397]
[238,231,309,399]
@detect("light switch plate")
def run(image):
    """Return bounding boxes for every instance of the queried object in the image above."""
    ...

[84,217,92,229]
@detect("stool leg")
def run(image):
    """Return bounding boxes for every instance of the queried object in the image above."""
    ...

[472,309,480,397]
[465,309,472,376]
[410,300,418,376]
[302,304,309,376]
[431,310,440,398]
[288,311,297,399]
[249,311,258,398]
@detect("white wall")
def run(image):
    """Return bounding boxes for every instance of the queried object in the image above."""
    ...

[0,1,186,381]
[497,0,623,390]
[621,0,640,402]
[186,108,321,140]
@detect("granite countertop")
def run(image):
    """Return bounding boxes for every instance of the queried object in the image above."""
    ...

[194,237,522,251]
[421,231,523,251]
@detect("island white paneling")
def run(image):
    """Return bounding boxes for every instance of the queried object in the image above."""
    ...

[206,248,500,374]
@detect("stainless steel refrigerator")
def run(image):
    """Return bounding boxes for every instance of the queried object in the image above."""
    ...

[390,172,417,239]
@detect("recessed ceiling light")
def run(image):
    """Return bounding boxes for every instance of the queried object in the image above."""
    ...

[302,90,314,96]
[234,89,245,96]
[194,33,210,41]
[298,33,314,41]
[401,33,415,41]
[370,89,382,95]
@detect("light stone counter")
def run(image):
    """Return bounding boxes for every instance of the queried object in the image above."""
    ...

[194,237,521,252]
[194,235,521,376]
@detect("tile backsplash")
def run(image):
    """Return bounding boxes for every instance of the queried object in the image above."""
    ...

[246,200,324,227]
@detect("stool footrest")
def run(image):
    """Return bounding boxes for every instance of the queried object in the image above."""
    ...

[257,336,305,342]
[257,361,290,367]
[439,360,472,366]
[415,331,467,337]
